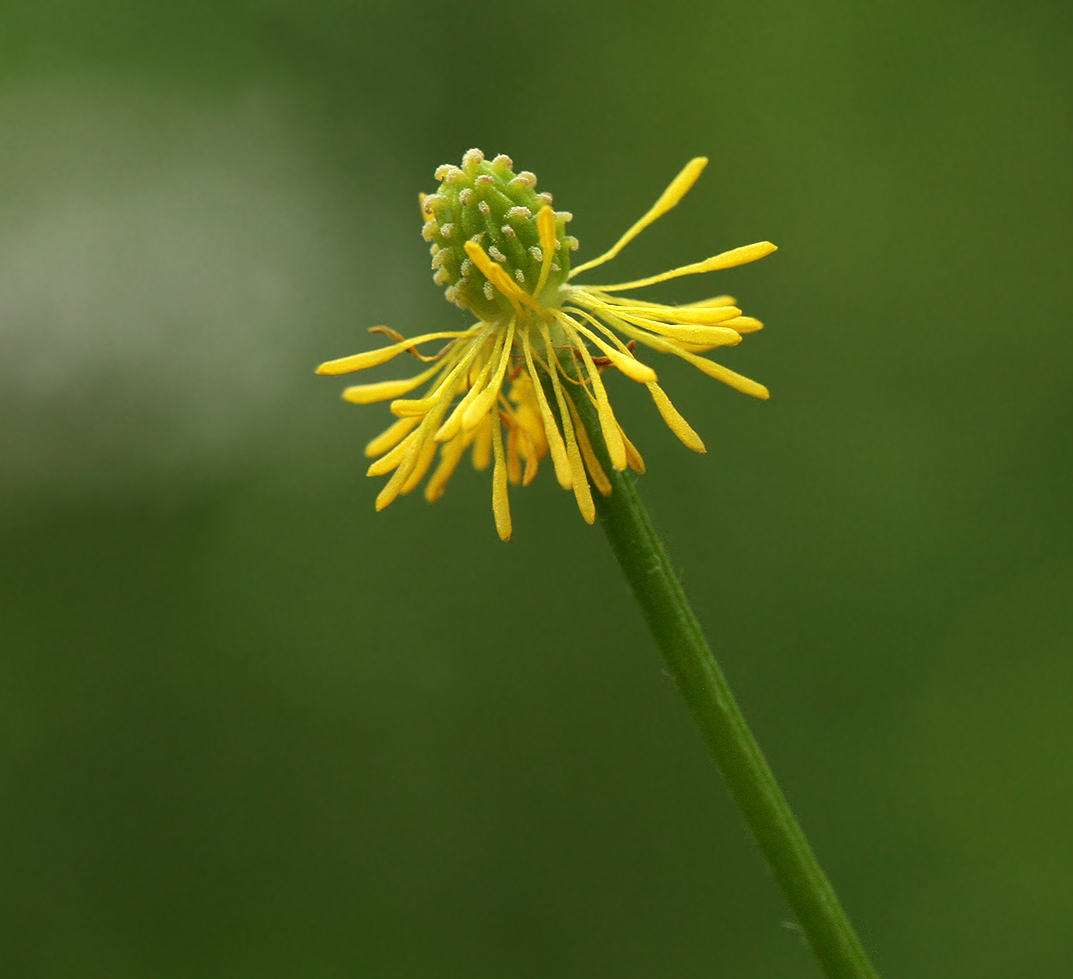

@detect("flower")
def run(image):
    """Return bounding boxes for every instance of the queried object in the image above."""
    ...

[317,149,776,540]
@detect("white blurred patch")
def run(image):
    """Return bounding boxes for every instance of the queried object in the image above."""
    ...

[0,77,363,502]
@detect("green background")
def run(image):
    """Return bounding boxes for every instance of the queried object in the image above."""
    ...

[2,1,1071,976]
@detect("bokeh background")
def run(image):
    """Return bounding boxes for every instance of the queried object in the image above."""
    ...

[1,1,1071,976]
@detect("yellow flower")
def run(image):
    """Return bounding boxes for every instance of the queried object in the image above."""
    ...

[317,150,776,540]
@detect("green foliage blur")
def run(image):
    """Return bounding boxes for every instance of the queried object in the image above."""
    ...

[1,1,1071,976]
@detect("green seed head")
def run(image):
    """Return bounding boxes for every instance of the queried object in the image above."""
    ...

[422,149,579,321]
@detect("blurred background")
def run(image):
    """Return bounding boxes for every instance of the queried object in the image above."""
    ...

[1,1,1070,976]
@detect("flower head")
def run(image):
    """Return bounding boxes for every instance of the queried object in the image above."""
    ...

[317,149,776,540]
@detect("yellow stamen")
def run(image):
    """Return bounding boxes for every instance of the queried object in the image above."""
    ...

[587,302,744,327]
[425,430,474,502]
[522,333,573,489]
[533,205,559,299]
[682,294,736,308]
[619,426,646,474]
[367,429,420,477]
[462,321,516,430]
[543,325,596,524]
[365,416,420,459]
[316,331,472,375]
[567,317,658,383]
[491,411,513,541]
[606,314,743,348]
[670,348,770,399]
[566,398,612,497]
[389,333,489,419]
[343,361,443,404]
[505,415,523,485]
[592,241,777,293]
[434,335,499,442]
[376,394,457,509]
[399,434,441,496]
[471,416,493,471]
[647,383,706,452]
[719,316,764,334]
[554,314,627,471]
[569,157,708,278]
[464,241,542,313]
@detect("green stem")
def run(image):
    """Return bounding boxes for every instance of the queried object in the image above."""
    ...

[564,381,880,979]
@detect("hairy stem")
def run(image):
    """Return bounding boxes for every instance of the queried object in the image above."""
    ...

[563,378,880,979]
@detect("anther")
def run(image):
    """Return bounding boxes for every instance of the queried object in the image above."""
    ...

[422,221,438,242]
[529,246,543,262]
[501,225,517,238]
[475,174,494,187]
[460,258,473,277]
[434,267,451,285]
[483,281,495,300]
[506,206,532,221]
[555,211,573,222]
[439,223,455,238]
[491,154,513,171]
[536,192,553,205]
[517,171,537,187]
[514,269,526,284]
[459,188,473,205]
[478,201,491,217]
[488,245,507,263]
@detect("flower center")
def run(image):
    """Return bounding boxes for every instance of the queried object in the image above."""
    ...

[422,149,578,322]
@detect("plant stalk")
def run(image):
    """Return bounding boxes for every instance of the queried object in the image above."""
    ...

[563,380,880,979]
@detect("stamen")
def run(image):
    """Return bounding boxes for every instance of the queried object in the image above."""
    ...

[462,321,516,430]
[569,157,708,278]
[647,383,706,452]
[471,417,493,471]
[592,241,778,292]
[522,332,572,490]
[566,398,612,497]
[554,314,628,471]
[463,241,542,312]
[533,206,559,299]
[343,361,443,404]
[542,324,596,524]
[425,430,474,502]
[365,416,420,459]
[315,331,473,375]
[491,411,513,541]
